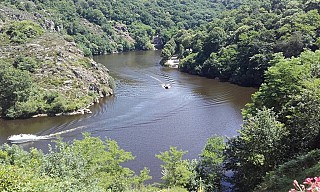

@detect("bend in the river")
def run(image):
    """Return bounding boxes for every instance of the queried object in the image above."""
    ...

[0,50,256,182]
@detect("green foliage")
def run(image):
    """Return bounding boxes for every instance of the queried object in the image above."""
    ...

[0,165,35,191]
[185,136,226,191]
[180,53,200,75]
[13,55,39,73]
[163,0,320,86]
[202,27,227,57]
[244,53,308,117]
[220,49,320,191]
[107,76,116,90]
[225,107,288,191]
[286,80,320,151]
[1,0,225,55]
[0,133,152,191]
[244,50,320,155]
[156,147,192,188]
[257,150,320,192]
[197,136,226,191]
[46,94,69,115]
[0,61,33,119]
[161,38,177,61]
[4,20,44,44]
[158,187,189,192]
[202,45,238,79]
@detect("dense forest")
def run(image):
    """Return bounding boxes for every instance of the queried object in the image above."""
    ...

[162,0,320,86]
[1,0,320,191]
[1,0,229,56]
[0,0,228,118]
[0,0,227,119]
[0,133,226,191]
[160,0,320,191]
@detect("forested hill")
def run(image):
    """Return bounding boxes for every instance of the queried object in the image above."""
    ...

[0,0,231,56]
[161,0,320,191]
[2,0,320,191]
[0,0,231,119]
[0,2,118,119]
[161,0,320,86]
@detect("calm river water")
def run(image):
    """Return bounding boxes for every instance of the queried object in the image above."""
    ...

[0,50,256,182]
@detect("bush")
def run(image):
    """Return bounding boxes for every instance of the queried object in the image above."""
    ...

[0,62,33,119]
[13,55,38,73]
[63,35,74,42]
[257,150,320,192]
[156,147,192,188]
[4,20,44,43]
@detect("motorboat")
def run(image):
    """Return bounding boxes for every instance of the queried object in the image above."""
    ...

[162,83,171,89]
[7,134,47,144]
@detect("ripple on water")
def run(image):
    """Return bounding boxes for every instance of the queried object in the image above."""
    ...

[0,51,256,185]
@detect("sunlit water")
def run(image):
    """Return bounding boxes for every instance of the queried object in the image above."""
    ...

[0,50,256,182]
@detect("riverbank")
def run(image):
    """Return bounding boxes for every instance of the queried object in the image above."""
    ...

[163,56,179,68]
[0,19,114,119]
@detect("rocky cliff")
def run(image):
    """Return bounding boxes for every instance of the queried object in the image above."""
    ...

[0,5,114,119]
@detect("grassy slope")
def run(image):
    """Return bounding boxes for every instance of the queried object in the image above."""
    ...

[0,5,114,118]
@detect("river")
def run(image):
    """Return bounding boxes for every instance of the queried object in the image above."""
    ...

[0,50,256,182]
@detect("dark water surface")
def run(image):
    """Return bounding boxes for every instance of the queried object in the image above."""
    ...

[0,50,256,182]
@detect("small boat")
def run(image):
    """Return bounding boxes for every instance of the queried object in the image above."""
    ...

[162,83,171,89]
[7,134,47,144]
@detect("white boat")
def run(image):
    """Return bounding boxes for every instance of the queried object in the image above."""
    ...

[7,134,48,143]
[161,83,171,89]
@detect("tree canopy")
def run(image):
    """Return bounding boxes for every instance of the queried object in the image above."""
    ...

[1,0,228,55]
[162,0,320,86]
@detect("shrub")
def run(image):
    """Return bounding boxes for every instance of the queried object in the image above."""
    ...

[4,20,44,44]
[13,55,38,73]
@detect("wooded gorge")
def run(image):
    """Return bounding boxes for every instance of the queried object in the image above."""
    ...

[162,0,320,86]
[1,0,320,191]
[161,0,320,191]
[1,0,227,55]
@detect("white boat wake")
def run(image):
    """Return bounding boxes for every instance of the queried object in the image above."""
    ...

[7,126,85,144]
[146,74,171,89]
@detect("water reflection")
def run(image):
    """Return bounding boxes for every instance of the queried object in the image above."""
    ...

[0,50,256,182]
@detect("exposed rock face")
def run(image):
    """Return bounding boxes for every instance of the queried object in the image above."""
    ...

[0,5,63,32]
[1,32,113,96]
[0,25,114,118]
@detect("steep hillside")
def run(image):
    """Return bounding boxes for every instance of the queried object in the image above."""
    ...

[161,0,320,86]
[0,8,114,119]
[0,0,227,55]
[158,0,320,191]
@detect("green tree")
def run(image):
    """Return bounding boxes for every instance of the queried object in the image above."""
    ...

[202,44,238,79]
[202,27,227,57]
[180,53,200,75]
[0,62,33,118]
[197,136,226,191]
[286,80,320,152]
[258,150,320,192]
[225,107,288,192]
[156,146,192,188]
[85,8,106,25]
[243,53,308,118]
[13,55,38,73]
[0,133,152,191]
[161,38,177,60]
[4,20,44,43]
